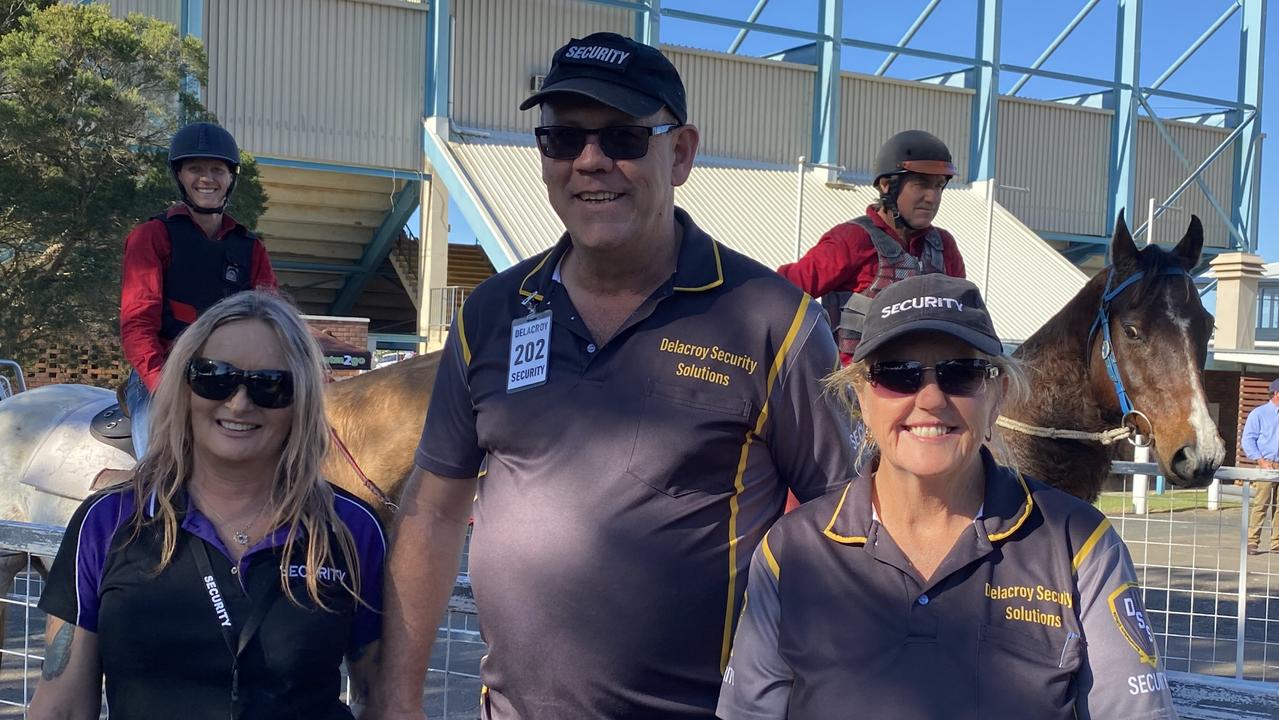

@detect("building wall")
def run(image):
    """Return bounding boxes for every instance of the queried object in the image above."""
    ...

[1134,117,1236,250]
[996,97,1110,237]
[304,316,370,380]
[1203,370,1241,467]
[100,0,181,25]
[840,73,972,180]
[1236,373,1279,466]
[205,0,426,170]
[452,0,630,132]
[25,339,128,390]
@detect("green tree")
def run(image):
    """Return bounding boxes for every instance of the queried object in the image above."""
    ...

[0,2,266,367]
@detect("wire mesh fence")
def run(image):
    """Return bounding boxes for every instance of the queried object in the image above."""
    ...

[0,520,486,719]
[1101,469,1279,683]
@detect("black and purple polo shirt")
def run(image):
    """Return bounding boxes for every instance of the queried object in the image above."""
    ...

[39,484,385,720]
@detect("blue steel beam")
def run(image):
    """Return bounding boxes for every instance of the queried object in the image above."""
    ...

[811,0,843,167]
[728,0,772,54]
[1107,0,1141,236]
[1149,2,1239,90]
[1232,0,1265,252]
[1132,92,1247,248]
[255,156,428,181]
[843,36,979,67]
[273,261,360,274]
[426,0,451,118]
[969,0,1001,181]
[662,8,825,43]
[422,128,513,272]
[875,0,943,76]
[1007,0,1099,96]
[635,0,660,45]
[330,181,421,315]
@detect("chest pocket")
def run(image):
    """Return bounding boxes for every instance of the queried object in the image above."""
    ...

[625,380,756,497]
[976,622,1081,719]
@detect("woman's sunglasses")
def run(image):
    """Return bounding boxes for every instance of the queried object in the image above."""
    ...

[186,358,294,409]
[866,359,999,397]
[534,124,682,161]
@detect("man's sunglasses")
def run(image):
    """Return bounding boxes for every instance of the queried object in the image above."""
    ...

[186,358,294,409]
[866,359,999,397]
[534,124,682,160]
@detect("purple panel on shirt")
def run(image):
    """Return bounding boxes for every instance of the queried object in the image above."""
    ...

[332,491,387,650]
[74,491,135,632]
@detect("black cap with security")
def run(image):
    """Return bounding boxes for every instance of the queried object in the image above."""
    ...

[853,275,1004,362]
[520,32,687,123]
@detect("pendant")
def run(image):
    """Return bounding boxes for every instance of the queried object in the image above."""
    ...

[233,530,250,545]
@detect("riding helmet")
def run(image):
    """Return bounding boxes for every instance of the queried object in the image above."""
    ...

[168,122,240,214]
[873,130,957,230]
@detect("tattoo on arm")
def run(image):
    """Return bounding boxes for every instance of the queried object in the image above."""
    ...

[42,623,74,681]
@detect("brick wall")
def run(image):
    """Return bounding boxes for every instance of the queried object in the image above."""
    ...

[303,316,371,381]
[1203,370,1240,467]
[25,339,129,391]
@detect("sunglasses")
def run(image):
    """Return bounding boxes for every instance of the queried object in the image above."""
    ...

[866,359,999,397]
[534,124,682,160]
[186,358,294,409]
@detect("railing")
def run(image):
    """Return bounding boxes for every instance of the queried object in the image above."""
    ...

[4,467,1278,716]
[425,286,470,349]
[0,521,484,719]
[0,360,26,400]
[1102,464,1279,685]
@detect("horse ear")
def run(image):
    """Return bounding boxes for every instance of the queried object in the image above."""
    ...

[1172,215,1204,271]
[1110,209,1139,271]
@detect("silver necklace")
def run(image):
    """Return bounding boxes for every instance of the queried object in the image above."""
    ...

[195,492,270,546]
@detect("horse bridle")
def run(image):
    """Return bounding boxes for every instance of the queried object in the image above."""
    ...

[1085,265,1191,448]
[997,264,1190,448]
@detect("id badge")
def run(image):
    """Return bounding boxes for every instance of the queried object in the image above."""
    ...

[507,310,552,393]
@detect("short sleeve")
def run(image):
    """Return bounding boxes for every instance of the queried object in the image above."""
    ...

[38,492,130,632]
[765,297,853,502]
[717,534,792,720]
[415,309,485,479]
[1072,524,1177,720]
[334,493,388,653]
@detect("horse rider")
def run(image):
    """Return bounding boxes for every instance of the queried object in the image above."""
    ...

[119,122,277,457]
[778,130,967,365]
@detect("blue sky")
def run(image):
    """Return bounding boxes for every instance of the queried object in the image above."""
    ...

[437,1,1276,258]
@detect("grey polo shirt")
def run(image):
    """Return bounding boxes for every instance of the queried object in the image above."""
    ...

[718,448,1176,720]
[415,208,853,719]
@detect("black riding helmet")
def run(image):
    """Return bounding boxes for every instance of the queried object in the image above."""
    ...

[169,122,240,215]
[873,130,956,231]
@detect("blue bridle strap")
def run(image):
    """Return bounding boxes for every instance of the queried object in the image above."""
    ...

[1086,265,1190,419]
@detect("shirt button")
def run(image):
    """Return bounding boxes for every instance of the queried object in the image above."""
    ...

[917,594,929,606]
[586,343,597,353]
[230,566,239,575]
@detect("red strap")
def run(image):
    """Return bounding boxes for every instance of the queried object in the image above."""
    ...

[329,425,398,513]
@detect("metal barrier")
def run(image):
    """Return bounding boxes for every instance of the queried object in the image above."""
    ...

[0,360,26,400]
[0,520,485,719]
[1105,463,1279,683]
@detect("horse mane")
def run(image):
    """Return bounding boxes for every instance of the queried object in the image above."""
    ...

[1120,243,1191,310]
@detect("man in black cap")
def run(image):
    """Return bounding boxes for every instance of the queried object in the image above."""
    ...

[1241,378,1279,555]
[372,32,851,720]
[778,130,967,365]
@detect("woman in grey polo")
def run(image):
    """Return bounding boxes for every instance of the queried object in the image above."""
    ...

[717,275,1176,720]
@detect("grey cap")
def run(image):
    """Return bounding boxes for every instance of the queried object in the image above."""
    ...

[853,275,1003,361]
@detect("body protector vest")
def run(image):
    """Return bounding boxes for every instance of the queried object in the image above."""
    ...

[155,213,256,340]
[826,216,946,356]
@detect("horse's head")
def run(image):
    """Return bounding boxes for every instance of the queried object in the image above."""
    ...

[1091,211,1225,488]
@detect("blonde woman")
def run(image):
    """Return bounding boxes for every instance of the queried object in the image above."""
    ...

[32,290,385,720]
[718,275,1175,720]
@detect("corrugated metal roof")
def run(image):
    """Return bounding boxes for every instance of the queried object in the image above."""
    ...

[447,135,1087,344]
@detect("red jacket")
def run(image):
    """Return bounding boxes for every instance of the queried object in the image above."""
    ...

[777,206,966,298]
[120,204,277,390]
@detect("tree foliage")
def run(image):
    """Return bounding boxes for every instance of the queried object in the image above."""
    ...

[0,2,265,365]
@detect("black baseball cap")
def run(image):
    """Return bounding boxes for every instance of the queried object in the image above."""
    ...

[520,32,687,123]
[853,275,1004,362]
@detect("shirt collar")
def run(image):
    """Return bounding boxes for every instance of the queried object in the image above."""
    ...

[147,486,292,556]
[516,206,724,302]
[821,447,1033,546]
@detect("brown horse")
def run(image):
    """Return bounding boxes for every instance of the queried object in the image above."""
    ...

[322,350,442,517]
[998,212,1224,501]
